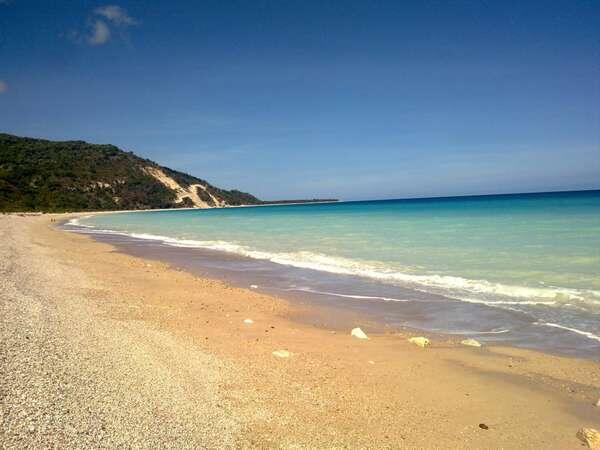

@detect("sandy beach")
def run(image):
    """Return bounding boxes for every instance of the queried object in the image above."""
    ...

[1,214,599,449]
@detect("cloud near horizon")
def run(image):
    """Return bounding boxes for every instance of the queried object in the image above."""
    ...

[0,81,7,93]
[94,5,138,26]
[82,4,138,46]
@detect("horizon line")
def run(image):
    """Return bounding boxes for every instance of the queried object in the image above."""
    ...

[332,188,600,205]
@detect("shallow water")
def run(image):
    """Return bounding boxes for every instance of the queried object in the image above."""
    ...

[68,190,600,358]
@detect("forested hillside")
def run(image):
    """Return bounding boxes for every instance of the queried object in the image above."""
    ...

[0,134,261,212]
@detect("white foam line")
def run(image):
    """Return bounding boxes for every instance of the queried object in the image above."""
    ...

[535,322,600,342]
[65,221,600,313]
[66,217,94,228]
[286,287,411,302]
[469,329,511,334]
[455,297,557,306]
[430,328,511,335]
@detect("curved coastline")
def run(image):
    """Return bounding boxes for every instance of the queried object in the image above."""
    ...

[3,212,596,448]
[64,213,600,357]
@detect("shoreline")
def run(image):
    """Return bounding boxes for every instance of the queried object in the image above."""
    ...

[63,212,600,360]
[63,217,444,335]
[2,213,599,448]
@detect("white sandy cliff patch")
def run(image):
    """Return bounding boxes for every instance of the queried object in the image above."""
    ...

[143,166,225,208]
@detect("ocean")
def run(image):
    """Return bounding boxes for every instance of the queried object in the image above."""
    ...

[67,190,600,358]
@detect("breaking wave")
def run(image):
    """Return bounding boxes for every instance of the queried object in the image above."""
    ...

[534,321,600,342]
[65,222,600,314]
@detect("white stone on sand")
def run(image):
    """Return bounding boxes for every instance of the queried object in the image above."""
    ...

[351,327,369,340]
[577,428,600,449]
[461,338,482,347]
[250,285,258,289]
[408,337,430,348]
[272,350,291,358]
[243,319,254,324]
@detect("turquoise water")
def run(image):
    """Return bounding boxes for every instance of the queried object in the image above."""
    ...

[74,190,600,349]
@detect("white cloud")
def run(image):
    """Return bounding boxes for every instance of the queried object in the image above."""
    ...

[0,81,7,93]
[73,5,137,46]
[94,5,137,26]
[88,20,111,45]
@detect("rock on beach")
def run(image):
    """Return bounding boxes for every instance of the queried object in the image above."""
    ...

[351,327,369,340]
[461,338,482,347]
[408,337,430,348]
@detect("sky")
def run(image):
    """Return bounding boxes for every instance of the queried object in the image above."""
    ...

[1,0,599,201]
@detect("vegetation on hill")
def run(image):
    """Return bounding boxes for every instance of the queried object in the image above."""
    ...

[0,133,261,212]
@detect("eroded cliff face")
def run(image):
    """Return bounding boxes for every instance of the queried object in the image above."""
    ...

[143,166,226,208]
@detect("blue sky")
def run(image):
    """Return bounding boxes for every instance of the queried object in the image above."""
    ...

[1,0,599,200]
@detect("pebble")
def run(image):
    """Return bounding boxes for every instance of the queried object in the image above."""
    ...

[461,338,482,347]
[408,337,430,348]
[243,319,254,324]
[0,216,242,449]
[272,350,291,358]
[351,327,369,340]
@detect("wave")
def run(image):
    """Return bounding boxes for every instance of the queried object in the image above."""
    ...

[285,287,411,302]
[428,328,510,335]
[66,222,600,311]
[452,297,558,306]
[534,321,600,342]
[66,216,94,228]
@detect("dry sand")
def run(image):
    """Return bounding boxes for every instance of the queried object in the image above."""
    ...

[1,214,599,448]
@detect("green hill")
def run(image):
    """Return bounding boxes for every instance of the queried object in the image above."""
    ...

[0,133,261,212]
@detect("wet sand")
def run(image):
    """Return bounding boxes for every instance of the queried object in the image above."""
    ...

[65,215,600,359]
[1,213,599,448]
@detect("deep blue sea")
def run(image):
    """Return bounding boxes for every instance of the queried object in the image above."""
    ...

[70,190,600,357]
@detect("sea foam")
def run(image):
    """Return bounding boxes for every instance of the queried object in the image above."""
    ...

[66,221,600,313]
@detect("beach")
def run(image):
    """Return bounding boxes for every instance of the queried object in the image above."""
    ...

[1,213,599,448]
[70,192,600,358]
